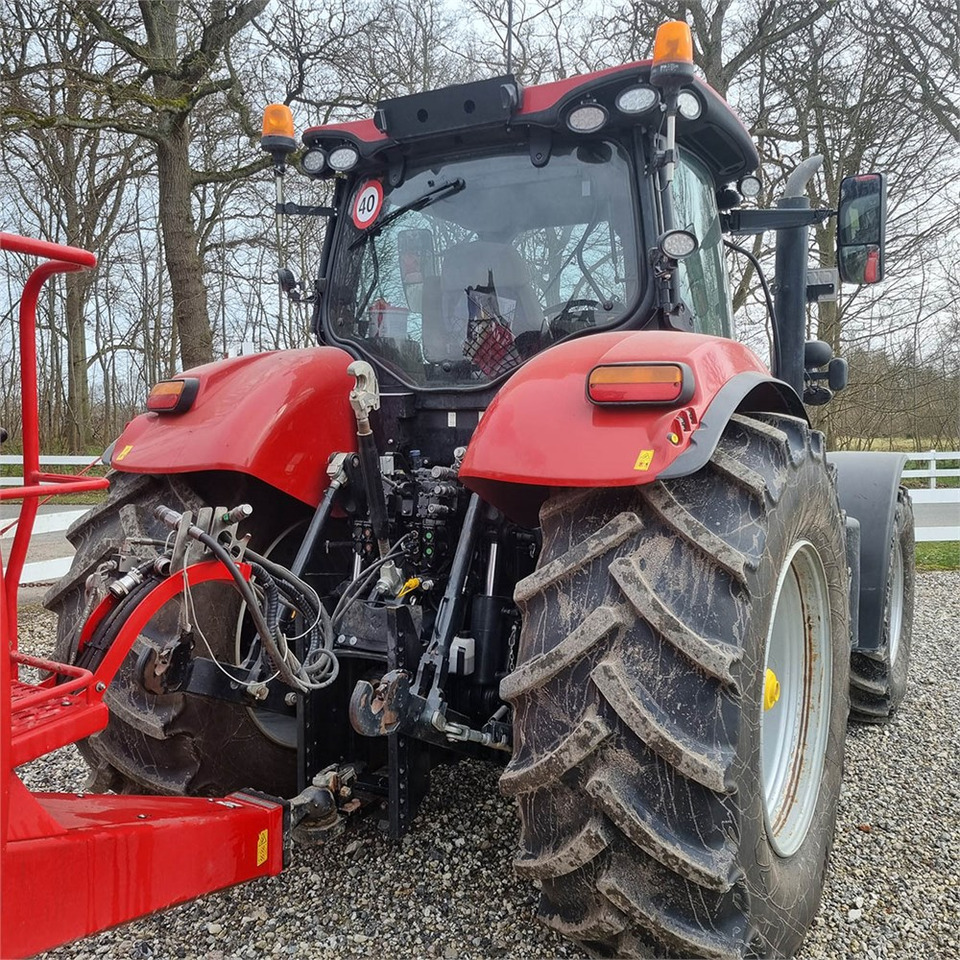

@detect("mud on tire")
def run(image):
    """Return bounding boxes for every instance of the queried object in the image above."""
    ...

[500,414,850,959]
[44,471,297,797]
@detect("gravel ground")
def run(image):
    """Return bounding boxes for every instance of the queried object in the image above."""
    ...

[13,571,959,960]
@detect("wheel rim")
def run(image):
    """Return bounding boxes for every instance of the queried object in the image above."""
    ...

[761,541,832,858]
[888,541,904,664]
[133,569,297,751]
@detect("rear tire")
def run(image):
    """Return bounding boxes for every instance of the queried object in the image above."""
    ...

[849,488,914,723]
[44,471,298,797]
[500,414,850,958]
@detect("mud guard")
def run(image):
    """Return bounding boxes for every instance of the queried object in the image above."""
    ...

[459,330,804,525]
[827,451,908,653]
[109,347,358,507]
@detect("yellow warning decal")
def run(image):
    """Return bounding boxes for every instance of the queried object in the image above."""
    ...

[633,449,655,472]
[115,444,133,462]
[256,828,269,866]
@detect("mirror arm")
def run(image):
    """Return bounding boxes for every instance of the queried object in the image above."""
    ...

[276,202,336,217]
[722,208,834,235]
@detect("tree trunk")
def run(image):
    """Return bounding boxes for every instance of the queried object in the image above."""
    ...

[60,84,91,452]
[64,272,92,451]
[156,118,214,371]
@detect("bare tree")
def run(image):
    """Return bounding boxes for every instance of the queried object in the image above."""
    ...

[869,0,960,143]
[2,1,272,371]
[1,2,151,449]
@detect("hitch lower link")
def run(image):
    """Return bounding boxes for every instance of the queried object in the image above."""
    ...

[348,670,511,753]
[287,762,363,842]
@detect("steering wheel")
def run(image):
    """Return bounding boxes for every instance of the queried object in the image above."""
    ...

[543,298,600,324]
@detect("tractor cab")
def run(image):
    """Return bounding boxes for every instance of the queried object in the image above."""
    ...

[326,140,641,385]
[262,31,759,393]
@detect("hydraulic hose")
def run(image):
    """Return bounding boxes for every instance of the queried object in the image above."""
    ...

[153,506,330,691]
[289,473,341,577]
[244,546,337,672]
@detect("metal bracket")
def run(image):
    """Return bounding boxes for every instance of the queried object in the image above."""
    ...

[431,711,511,751]
[158,504,251,574]
[169,510,195,572]
[347,360,381,430]
[139,632,194,695]
[277,202,336,218]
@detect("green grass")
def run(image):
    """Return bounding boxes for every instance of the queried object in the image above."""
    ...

[30,491,108,505]
[902,457,959,491]
[916,542,960,571]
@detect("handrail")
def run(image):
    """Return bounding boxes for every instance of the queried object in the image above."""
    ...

[0,231,97,267]
[0,234,103,646]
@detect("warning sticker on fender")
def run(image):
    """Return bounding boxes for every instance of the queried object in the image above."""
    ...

[352,180,384,229]
[256,828,269,866]
[633,449,655,471]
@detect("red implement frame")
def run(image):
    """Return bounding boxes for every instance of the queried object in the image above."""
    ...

[0,234,286,958]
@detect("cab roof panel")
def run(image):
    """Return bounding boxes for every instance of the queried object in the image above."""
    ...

[301,61,758,184]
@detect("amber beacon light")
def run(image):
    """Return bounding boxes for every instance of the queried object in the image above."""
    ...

[651,21,695,84]
[261,103,297,160]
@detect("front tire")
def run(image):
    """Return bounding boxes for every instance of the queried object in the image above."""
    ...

[849,487,914,723]
[500,414,850,958]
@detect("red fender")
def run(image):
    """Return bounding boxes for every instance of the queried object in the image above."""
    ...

[459,330,802,525]
[111,348,358,507]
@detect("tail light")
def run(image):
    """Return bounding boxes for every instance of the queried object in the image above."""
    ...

[587,363,694,406]
[147,378,199,414]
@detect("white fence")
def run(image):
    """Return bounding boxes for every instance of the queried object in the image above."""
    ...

[0,454,98,485]
[2,451,958,585]
[902,451,960,542]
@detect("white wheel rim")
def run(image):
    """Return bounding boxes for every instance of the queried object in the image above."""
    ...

[888,541,904,665]
[761,541,832,858]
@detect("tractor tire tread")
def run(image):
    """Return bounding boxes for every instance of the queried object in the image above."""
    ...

[849,487,915,723]
[501,412,849,958]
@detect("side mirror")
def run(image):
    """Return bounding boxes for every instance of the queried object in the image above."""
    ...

[276,267,301,302]
[837,173,886,284]
[804,339,833,369]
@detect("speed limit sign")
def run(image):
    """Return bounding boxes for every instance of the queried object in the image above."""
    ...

[352,180,384,229]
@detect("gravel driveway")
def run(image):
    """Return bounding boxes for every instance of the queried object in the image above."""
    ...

[15,570,958,960]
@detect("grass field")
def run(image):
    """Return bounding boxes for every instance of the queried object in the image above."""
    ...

[916,542,960,571]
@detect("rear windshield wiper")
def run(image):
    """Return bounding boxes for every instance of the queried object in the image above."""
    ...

[349,178,465,250]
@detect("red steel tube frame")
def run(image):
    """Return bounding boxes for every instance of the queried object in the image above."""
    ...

[1,234,285,958]
[0,232,107,646]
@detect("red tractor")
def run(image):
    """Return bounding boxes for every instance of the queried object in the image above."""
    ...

[40,21,913,958]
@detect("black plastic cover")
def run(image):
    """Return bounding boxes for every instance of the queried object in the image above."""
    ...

[374,76,522,141]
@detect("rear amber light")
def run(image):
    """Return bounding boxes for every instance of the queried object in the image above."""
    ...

[147,378,199,414]
[587,363,694,405]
